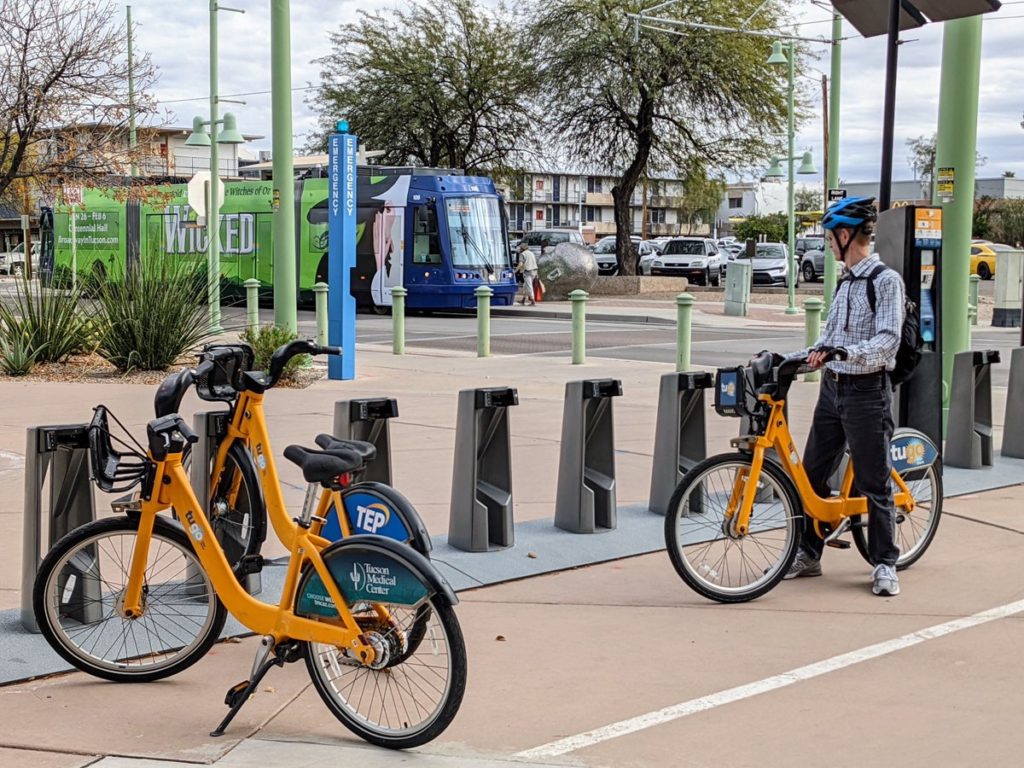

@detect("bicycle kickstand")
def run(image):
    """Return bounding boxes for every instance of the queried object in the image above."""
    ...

[210,635,288,737]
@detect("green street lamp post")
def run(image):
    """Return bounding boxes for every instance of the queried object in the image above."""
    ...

[185,0,244,334]
[271,0,297,333]
[766,40,817,316]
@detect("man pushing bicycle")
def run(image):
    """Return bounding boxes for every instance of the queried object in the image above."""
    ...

[783,196,906,597]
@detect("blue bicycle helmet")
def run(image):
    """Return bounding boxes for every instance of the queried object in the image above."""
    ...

[821,196,877,231]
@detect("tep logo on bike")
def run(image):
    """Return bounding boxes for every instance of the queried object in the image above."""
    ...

[785,196,906,597]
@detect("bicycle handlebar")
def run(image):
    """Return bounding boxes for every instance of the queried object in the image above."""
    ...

[266,340,340,387]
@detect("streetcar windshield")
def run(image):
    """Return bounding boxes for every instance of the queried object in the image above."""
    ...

[445,197,509,271]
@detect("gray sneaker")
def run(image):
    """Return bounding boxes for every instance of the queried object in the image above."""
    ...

[872,564,900,596]
[783,550,822,580]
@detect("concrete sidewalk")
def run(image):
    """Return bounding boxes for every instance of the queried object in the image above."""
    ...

[1,306,1022,767]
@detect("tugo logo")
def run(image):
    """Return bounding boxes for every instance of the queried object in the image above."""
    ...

[185,510,205,548]
[891,439,927,466]
[356,503,391,534]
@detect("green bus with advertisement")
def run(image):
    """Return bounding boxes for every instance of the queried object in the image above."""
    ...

[50,170,516,309]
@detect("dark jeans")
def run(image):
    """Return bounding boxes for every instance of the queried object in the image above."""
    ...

[801,373,899,566]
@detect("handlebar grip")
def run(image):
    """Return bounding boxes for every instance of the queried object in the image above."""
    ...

[314,345,341,356]
[174,417,199,444]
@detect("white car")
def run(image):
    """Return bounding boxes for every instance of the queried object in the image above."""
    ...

[648,237,723,286]
[0,242,39,276]
[593,236,658,275]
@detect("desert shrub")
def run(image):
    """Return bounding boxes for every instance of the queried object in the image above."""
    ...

[240,324,310,382]
[0,278,94,364]
[93,260,213,372]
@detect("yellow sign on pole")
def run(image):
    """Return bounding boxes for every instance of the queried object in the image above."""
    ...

[936,167,955,201]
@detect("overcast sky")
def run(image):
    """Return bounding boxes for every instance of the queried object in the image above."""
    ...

[125,0,1024,185]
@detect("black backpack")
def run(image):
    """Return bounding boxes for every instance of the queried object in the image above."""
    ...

[842,263,922,385]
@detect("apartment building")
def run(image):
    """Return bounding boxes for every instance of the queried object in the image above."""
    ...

[498,171,699,238]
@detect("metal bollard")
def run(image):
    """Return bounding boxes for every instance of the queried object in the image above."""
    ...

[676,293,695,371]
[570,289,588,364]
[804,297,823,382]
[313,282,329,346]
[244,278,260,334]
[969,274,980,327]
[475,285,493,357]
[390,286,407,355]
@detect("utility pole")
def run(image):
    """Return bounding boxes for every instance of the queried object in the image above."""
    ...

[128,6,137,178]
[823,12,842,311]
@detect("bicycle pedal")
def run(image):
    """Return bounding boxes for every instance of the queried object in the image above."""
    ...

[224,680,251,708]
[825,538,852,550]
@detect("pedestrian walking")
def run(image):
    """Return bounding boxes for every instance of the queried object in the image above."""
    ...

[516,242,538,305]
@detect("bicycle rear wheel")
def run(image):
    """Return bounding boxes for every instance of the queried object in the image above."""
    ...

[303,595,467,749]
[852,460,943,570]
[33,516,226,682]
[664,453,802,603]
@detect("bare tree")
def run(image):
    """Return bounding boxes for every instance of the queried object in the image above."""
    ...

[0,0,158,203]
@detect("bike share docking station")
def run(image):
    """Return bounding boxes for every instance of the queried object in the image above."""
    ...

[21,424,97,632]
[946,350,1001,469]
[448,387,518,552]
[555,379,623,534]
[648,372,713,516]
[1003,348,1024,460]
[333,397,399,484]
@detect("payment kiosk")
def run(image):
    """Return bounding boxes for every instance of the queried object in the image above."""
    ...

[876,205,943,449]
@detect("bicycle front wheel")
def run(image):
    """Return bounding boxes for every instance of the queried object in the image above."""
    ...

[303,595,467,749]
[664,453,802,603]
[852,460,943,570]
[33,516,227,682]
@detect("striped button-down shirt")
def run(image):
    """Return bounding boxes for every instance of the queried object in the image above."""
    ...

[808,254,906,375]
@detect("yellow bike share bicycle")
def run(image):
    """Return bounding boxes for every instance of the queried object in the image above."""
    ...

[32,356,466,749]
[664,352,942,603]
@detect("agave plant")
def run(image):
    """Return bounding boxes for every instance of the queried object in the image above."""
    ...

[0,277,93,364]
[92,260,213,372]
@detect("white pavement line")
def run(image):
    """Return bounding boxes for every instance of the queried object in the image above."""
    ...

[514,598,1024,760]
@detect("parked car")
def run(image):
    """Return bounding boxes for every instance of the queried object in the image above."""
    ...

[795,236,825,256]
[0,242,39,276]
[592,235,658,275]
[519,228,586,259]
[971,242,999,280]
[800,248,826,282]
[741,242,795,287]
[648,237,723,286]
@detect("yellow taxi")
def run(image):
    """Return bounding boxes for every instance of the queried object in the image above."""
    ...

[970,241,997,280]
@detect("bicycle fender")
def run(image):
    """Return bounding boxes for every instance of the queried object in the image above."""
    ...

[295,535,457,620]
[327,482,432,555]
[890,428,940,473]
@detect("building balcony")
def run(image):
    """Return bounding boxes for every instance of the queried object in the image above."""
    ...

[592,221,616,235]
[585,192,613,206]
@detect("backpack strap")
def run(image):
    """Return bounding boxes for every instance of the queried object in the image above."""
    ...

[862,263,888,313]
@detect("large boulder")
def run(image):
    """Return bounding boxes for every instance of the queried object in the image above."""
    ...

[537,243,598,300]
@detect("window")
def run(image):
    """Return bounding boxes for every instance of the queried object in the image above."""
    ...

[728,196,743,209]
[412,204,442,265]
[650,208,667,224]
[446,197,510,269]
[535,209,544,221]
[663,240,705,256]
[535,179,544,191]
[584,206,599,222]
[970,247,981,256]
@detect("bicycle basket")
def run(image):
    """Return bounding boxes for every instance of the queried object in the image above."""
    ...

[714,367,752,418]
[88,406,154,493]
[196,343,254,402]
